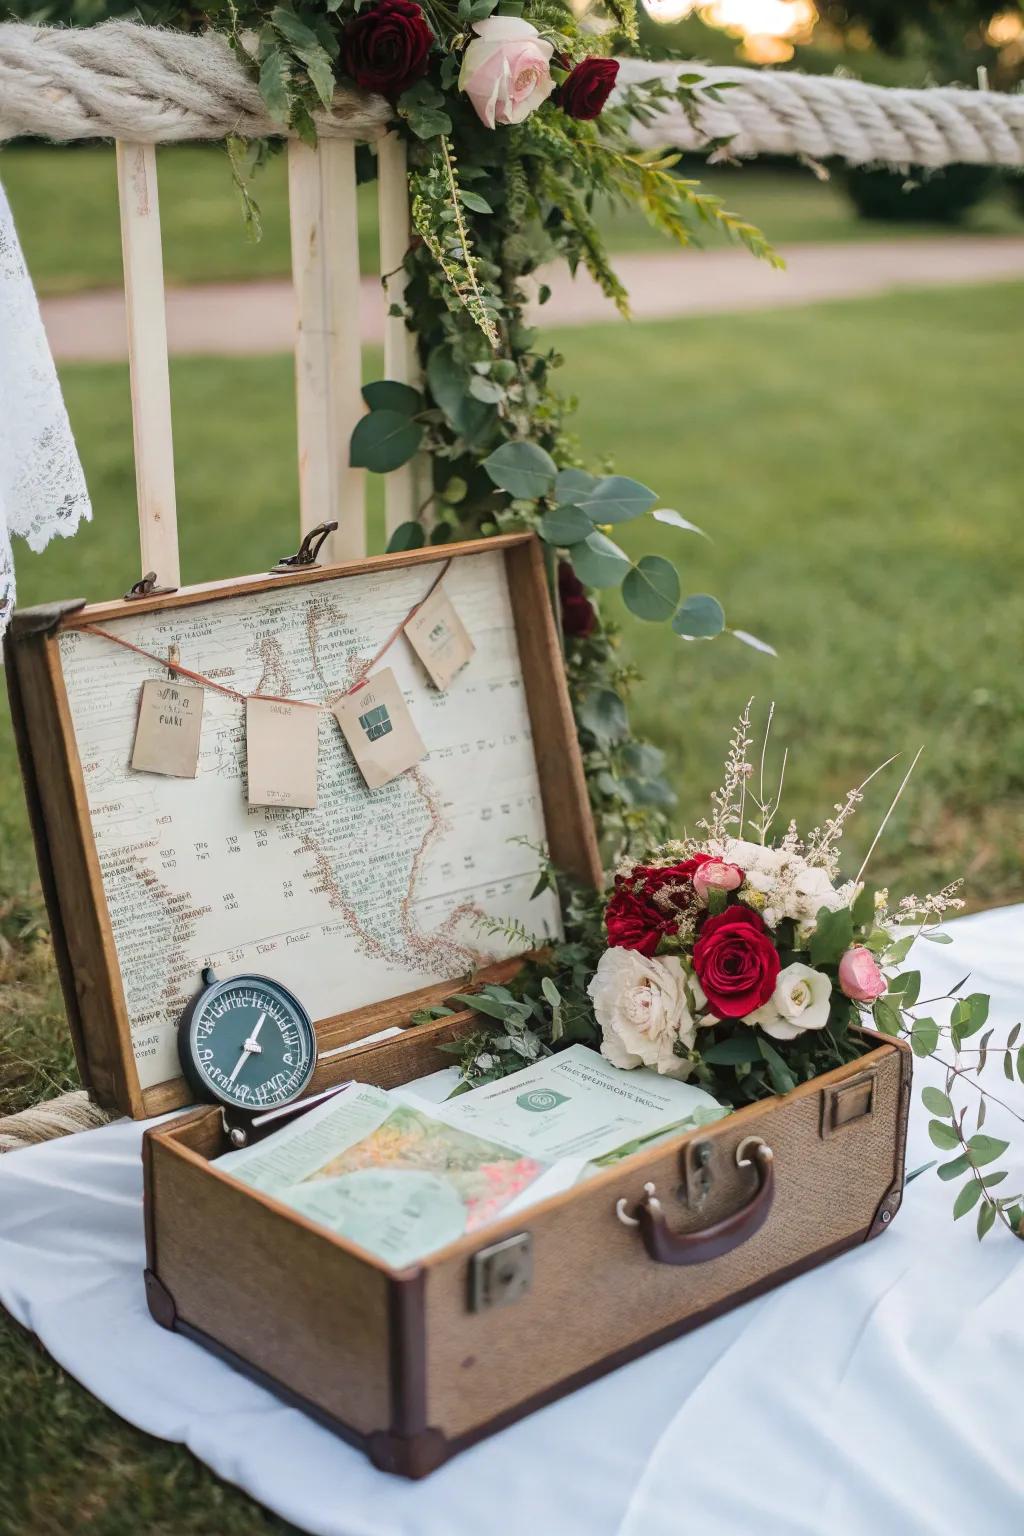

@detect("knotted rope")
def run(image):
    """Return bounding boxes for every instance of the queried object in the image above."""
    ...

[0,22,1022,167]
[0,21,390,143]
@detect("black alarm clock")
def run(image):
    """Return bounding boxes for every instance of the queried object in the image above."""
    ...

[178,967,318,1124]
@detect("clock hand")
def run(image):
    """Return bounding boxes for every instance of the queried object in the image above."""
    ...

[227,1013,267,1084]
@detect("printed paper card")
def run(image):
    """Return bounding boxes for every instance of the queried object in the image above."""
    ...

[426,1044,725,1163]
[404,586,475,691]
[131,678,204,778]
[331,667,427,789]
[246,696,319,809]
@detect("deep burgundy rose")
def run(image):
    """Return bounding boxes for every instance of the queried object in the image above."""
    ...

[692,905,780,1020]
[558,561,597,639]
[341,0,433,100]
[605,855,713,955]
[555,57,619,121]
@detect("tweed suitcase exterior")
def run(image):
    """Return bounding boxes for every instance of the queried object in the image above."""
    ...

[142,1021,910,1476]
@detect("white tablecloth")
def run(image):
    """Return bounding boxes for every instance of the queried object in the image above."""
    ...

[1,908,1022,1535]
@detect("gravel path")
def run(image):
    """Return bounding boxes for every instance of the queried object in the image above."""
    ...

[40,235,1024,363]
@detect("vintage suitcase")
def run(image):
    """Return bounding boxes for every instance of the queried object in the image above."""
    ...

[6,531,911,1479]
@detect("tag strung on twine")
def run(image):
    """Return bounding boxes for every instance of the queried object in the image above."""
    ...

[332,667,427,790]
[403,586,475,692]
[131,679,204,778]
[246,697,319,809]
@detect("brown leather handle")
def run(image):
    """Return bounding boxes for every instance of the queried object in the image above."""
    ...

[626,1139,775,1266]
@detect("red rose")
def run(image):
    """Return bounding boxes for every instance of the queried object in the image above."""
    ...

[692,906,780,1020]
[555,57,619,121]
[558,561,596,639]
[341,0,433,100]
[605,855,713,955]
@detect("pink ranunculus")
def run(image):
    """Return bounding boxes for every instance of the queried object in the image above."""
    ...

[693,859,744,903]
[458,17,555,129]
[838,946,887,1003]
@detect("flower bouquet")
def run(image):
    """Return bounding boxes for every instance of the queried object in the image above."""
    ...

[446,706,1023,1241]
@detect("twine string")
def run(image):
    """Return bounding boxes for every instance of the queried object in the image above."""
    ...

[80,558,452,710]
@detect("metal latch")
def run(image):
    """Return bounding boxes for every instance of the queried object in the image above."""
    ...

[469,1232,532,1312]
[681,1139,714,1210]
[271,521,338,574]
[821,1069,877,1138]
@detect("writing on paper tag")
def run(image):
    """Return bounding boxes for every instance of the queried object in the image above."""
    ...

[404,586,475,691]
[131,678,204,778]
[246,697,319,809]
[332,667,427,790]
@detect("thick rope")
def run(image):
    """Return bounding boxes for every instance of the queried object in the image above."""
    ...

[615,59,1024,169]
[0,1090,115,1153]
[0,23,1022,166]
[0,21,390,143]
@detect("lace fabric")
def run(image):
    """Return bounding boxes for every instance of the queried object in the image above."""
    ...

[0,180,92,631]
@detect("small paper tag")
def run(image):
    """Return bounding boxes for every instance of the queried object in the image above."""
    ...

[131,678,204,778]
[404,586,475,691]
[332,667,427,789]
[246,697,319,809]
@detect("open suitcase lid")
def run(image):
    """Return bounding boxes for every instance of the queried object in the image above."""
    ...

[5,534,601,1119]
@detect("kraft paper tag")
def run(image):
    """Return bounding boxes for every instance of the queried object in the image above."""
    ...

[404,587,475,691]
[332,667,427,790]
[246,697,319,809]
[131,679,204,778]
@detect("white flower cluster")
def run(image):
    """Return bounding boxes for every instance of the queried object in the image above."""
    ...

[713,838,853,935]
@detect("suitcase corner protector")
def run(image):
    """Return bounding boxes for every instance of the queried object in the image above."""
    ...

[367,1426,450,1479]
[144,1268,178,1330]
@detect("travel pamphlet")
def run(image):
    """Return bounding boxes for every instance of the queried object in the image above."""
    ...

[218,1047,725,1268]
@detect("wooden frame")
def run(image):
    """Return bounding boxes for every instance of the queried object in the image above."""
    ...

[6,534,601,1121]
[143,1027,911,1477]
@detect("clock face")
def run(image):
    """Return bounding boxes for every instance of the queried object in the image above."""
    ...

[179,973,317,1111]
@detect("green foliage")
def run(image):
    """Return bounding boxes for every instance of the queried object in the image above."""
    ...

[349,408,423,472]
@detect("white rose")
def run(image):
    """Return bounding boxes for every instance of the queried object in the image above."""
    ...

[750,962,832,1041]
[587,948,697,1079]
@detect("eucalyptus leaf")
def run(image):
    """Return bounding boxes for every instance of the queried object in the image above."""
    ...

[977,1201,996,1240]
[702,1032,759,1065]
[928,1119,960,1150]
[673,594,725,638]
[872,999,902,1037]
[386,521,426,552]
[921,1086,953,1118]
[570,531,631,589]
[482,441,557,500]
[460,190,493,214]
[576,687,628,746]
[911,1017,939,1057]
[622,556,681,623]
[350,409,423,473]
[576,476,657,523]
[953,1180,982,1219]
[937,1152,972,1181]
[757,1034,797,1095]
[968,1133,1010,1165]
[539,504,594,547]
[362,380,421,415]
[555,468,598,502]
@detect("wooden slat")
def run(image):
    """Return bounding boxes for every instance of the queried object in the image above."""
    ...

[288,138,366,562]
[377,132,424,536]
[115,142,180,591]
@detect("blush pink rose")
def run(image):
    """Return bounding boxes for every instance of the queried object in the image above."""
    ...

[459,17,555,129]
[693,860,744,902]
[838,946,886,1003]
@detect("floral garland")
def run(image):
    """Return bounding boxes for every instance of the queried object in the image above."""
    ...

[190,0,780,854]
[435,705,1024,1242]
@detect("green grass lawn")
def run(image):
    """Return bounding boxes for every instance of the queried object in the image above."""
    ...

[3,142,1023,294]
[2,281,1022,1532]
